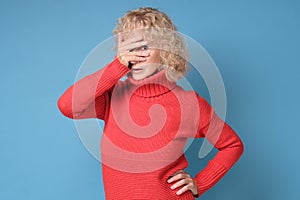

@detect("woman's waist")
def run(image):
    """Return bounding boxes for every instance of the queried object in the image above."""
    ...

[102,161,194,200]
[101,147,188,173]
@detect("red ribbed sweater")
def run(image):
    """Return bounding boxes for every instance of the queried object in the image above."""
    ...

[58,58,244,199]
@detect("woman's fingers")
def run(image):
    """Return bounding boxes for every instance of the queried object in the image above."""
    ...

[118,41,148,53]
[119,50,149,58]
[119,33,144,45]
[117,32,145,51]
[117,33,150,66]
[170,178,190,189]
[167,170,198,196]
[118,46,150,66]
[120,55,147,65]
[176,182,197,196]
[167,170,190,183]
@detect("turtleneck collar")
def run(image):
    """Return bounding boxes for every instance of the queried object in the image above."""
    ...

[126,70,177,98]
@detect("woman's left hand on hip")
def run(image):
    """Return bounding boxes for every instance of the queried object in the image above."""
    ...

[167,170,198,196]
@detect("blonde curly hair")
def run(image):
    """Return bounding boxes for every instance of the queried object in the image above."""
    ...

[113,7,189,81]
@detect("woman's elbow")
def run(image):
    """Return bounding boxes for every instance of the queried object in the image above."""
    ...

[57,97,74,119]
[237,137,244,158]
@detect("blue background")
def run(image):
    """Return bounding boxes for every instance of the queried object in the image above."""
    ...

[1,0,299,199]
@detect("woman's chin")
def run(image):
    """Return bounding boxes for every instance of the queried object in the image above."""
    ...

[131,75,145,81]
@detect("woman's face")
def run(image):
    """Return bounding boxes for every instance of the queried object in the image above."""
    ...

[122,28,162,81]
[129,45,161,80]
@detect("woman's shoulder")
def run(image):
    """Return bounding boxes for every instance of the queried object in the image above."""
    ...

[173,85,210,107]
[173,85,202,98]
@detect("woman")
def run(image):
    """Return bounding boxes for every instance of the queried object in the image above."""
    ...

[58,7,244,199]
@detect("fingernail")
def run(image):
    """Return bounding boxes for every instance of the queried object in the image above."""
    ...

[176,191,181,195]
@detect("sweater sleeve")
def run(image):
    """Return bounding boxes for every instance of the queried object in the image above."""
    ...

[57,58,130,120]
[193,95,244,198]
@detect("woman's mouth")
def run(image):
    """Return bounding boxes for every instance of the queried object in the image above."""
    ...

[130,61,145,72]
[131,68,143,73]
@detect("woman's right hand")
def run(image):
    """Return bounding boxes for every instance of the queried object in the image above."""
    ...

[117,33,150,67]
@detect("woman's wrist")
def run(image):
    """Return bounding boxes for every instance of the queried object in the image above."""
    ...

[116,56,128,66]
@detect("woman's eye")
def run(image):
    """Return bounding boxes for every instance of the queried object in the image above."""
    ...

[130,45,149,52]
[140,45,149,51]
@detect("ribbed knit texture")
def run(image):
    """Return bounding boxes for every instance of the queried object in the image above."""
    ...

[58,58,244,199]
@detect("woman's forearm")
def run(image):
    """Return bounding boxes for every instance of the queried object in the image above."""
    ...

[57,57,129,119]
